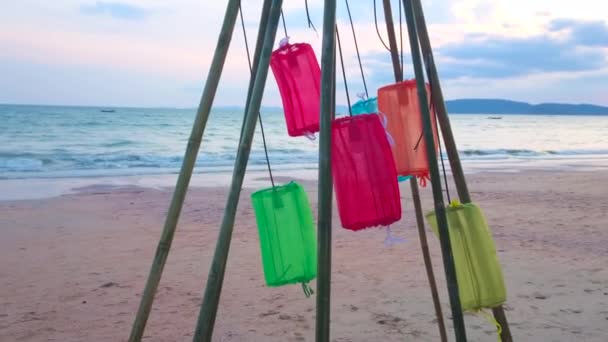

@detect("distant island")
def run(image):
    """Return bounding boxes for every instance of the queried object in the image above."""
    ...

[2,99,608,115]
[443,99,608,115]
[324,99,608,115]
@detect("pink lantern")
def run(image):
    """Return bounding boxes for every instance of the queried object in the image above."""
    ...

[270,42,321,137]
[331,114,402,230]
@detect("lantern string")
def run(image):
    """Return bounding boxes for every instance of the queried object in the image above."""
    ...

[384,225,406,247]
[344,0,369,98]
[304,1,352,116]
[373,0,391,52]
[398,0,404,72]
[280,9,289,40]
[304,0,318,34]
[336,27,353,116]
[239,4,275,188]
[425,57,452,203]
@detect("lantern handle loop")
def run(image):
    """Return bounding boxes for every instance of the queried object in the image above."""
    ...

[301,282,314,298]
[384,225,405,247]
[478,309,503,342]
[279,36,290,48]
[418,173,430,187]
[303,131,317,141]
[377,111,395,147]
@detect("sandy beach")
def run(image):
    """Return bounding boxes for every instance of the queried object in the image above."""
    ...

[1,170,607,341]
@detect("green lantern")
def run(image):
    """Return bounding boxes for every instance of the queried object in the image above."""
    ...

[251,181,317,290]
[426,201,506,312]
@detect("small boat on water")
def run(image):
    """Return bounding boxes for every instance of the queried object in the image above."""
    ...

[100,109,116,113]
[487,116,502,119]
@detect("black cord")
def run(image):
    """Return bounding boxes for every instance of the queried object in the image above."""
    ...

[425,60,451,202]
[373,0,391,52]
[336,27,353,116]
[239,5,275,187]
[280,9,288,38]
[344,0,369,98]
[399,0,404,72]
[304,0,318,33]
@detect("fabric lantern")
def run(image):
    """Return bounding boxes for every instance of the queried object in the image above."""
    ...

[270,42,321,137]
[331,114,402,230]
[377,79,439,185]
[251,181,317,288]
[351,97,378,115]
[426,201,507,312]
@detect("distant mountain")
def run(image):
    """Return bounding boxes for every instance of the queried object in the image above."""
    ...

[253,99,608,115]
[444,99,608,115]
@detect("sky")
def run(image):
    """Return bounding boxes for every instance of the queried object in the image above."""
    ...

[1,0,607,107]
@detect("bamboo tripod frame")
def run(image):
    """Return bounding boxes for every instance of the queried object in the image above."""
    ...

[407,0,513,340]
[380,0,449,341]
[127,1,512,341]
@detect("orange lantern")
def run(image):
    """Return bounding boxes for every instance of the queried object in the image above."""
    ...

[377,79,438,185]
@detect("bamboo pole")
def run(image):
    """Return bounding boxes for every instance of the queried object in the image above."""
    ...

[127,1,241,341]
[381,1,447,341]
[402,1,467,341]
[409,1,513,340]
[408,0,470,203]
[411,180,449,342]
[191,0,283,341]
[316,0,337,341]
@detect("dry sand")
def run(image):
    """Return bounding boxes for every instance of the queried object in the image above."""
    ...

[1,171,607,341]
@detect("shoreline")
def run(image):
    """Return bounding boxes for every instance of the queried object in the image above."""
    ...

[2,156,608,201]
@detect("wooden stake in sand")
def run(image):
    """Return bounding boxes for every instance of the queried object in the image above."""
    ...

[315,1,337,341]
[408,0,513,340]
[192,0,283,341]
[128,1,242,341]
[381,1,448,341]
[401,0,468,340]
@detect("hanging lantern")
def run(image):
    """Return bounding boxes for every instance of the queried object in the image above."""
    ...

[377,79,439,185]
[331,114,402,230]
[426,201,507,312]
[270,42,321,137]
[351,96,378,115]
[251,181,317,288]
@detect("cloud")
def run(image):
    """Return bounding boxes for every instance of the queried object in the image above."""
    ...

[549,18,608,47]
[80,2,148,20]
[437,34,605,79]
[360,17,608,84]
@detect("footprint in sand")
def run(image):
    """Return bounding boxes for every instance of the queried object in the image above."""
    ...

[533,292,550,300]
[258,310,279,318]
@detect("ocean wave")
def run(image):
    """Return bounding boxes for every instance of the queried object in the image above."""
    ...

[460,149,546,159]
[101,140,137,148]
[1,148,608,179]
[0,150,319,177]
[460,148,608,159]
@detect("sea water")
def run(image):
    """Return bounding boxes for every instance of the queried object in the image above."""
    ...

[2,104,608,181]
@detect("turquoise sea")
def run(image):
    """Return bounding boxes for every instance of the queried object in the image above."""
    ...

[1,104,608,180]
